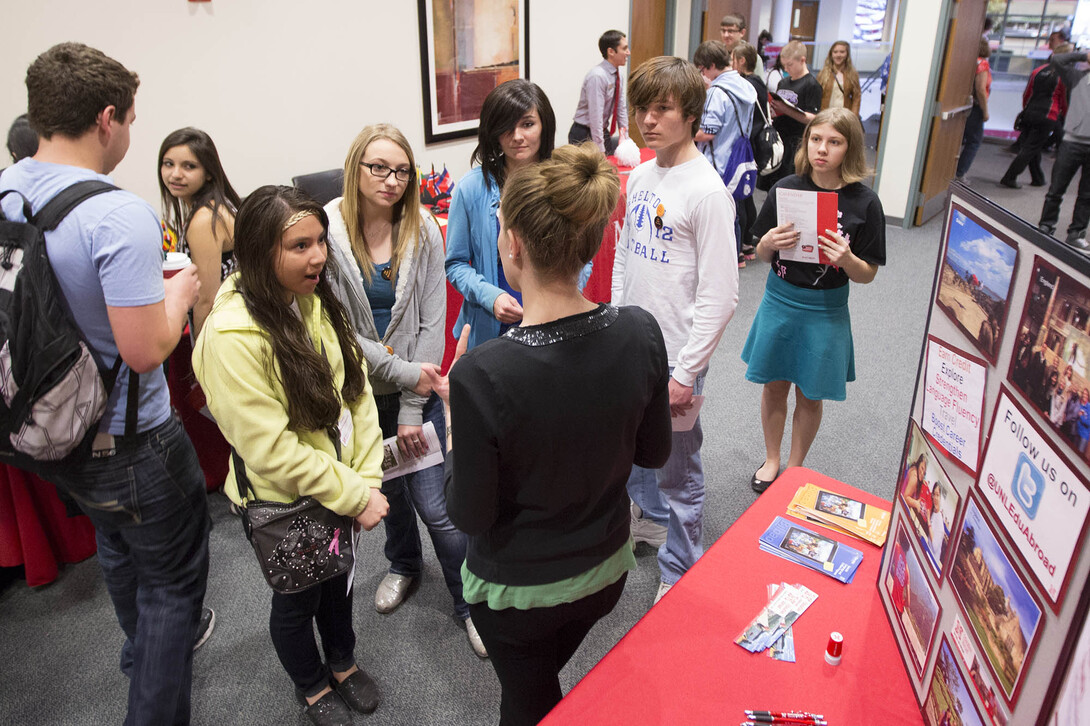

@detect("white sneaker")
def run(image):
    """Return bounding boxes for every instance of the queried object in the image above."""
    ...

[374,573,415,614]
[653,581,673,605]
[465,616,489,659]
[630,501,667,549]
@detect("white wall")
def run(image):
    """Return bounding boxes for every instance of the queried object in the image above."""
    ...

[873,0,945,223]
[0,0,628,207]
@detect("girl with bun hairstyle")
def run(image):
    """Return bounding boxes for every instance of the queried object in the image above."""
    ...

[439,143,672,725]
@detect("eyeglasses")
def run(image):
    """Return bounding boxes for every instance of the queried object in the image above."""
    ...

[360,162,414,183]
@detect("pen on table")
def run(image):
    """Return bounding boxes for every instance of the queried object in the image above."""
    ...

[744,711,827,725]
[741,721,827,726]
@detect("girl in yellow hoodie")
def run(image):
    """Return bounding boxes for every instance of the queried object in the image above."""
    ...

[194,185,388,726]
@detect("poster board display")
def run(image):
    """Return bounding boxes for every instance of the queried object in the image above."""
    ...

[878,186,1090,726]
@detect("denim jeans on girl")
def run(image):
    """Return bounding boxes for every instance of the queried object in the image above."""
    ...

[376,392,469,619]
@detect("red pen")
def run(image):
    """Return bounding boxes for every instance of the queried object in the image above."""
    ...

[744,711,827,725]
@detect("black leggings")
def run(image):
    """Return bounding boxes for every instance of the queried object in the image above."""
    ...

[268,572,357,697]
[469,573,627,726]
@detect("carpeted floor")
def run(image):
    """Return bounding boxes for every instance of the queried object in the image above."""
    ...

[0,139,1079,725]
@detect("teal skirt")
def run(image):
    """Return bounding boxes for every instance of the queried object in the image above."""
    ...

[741,269,855,402]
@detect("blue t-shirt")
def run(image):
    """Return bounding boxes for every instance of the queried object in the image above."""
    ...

[362,261,395,339]
[0,159,171,435]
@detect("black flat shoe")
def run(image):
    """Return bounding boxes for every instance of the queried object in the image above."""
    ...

[335,668,380,714]
[304,690,353,726]
[751,470,776,494]
[998,178,1022,189]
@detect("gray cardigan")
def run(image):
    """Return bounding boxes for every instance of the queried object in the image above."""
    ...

[324,198,446,426]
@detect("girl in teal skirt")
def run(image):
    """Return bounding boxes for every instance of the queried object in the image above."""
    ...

[742,108,886,493]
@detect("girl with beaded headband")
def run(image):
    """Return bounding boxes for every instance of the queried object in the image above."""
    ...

[438,143,671,724]
[320,124,482,655]
[194,185,389,726]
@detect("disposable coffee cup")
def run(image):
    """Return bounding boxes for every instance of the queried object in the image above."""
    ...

[163,252,191,278]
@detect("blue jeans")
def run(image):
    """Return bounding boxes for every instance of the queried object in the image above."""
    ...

[376,392,469,619]
[626,369,706,585]
[956,104,985,178]
[51,416,210,726]
[1039,139,1090,240]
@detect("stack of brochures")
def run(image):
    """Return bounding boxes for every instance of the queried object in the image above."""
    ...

[735,582,817,656]
[786,483,890,546]
[758,517,864,584]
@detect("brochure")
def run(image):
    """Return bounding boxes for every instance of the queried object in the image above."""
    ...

[786,483,890,546]
[774,188,839,265]
[767,583,797,662]
[380,422,443,481]
[758,516,864,584]
[735,582,818,653]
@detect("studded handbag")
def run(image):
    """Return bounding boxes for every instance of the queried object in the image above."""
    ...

[231,428,355,594]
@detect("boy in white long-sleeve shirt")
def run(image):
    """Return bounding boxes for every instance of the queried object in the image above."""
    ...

[612,56,739,604]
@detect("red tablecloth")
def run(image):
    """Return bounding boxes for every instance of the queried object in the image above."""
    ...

[440,148,655,371]
[542,467,924,726]
[0,465,96,587]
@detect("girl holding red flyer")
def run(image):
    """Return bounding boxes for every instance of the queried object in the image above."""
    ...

[742,108,886,493]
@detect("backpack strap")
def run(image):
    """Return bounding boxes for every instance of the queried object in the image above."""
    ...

[32,180,118,231]
[0,189,33,223]
[33,180,140,437]
[707,85,754,173]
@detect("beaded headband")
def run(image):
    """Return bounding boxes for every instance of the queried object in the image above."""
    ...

[282,210,315,231]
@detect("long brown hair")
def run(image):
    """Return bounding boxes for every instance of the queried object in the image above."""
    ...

[157,127,241,247]
[231,185,367,433]
[817,41,859,95]
[339,124,421,286]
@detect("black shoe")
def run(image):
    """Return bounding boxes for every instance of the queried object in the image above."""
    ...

[193,607,215,651]
[334,668,380,714]
[1038,224,1056,237]
[1030,179,1046,187]
[1066,236,1090,251]
[304,690,353,726]
[751,469,776,494]
[998,178,1022,189]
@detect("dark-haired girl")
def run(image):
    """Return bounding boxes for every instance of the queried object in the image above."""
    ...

[158,127,240,338]
[194,186,389,726]
[445,79,560,350]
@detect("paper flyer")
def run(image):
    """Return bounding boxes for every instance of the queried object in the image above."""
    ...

[735,582,817,653]
[774,188,839,265]
[671,395,704,432]
[786,483,890,546]
[380,421,444,481]
[766,583,797,662]
[921,337,986,473]
[758,516,864,584]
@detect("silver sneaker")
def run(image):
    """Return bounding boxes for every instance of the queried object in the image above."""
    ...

[630,501,667,549]
[653,580,673,605]
[374,574,415,614]
[465,616,489,659]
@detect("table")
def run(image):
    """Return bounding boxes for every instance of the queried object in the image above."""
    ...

[0,465,95,587]
[542,467,925,726]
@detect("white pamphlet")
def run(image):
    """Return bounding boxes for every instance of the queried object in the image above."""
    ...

[380,421,444,481]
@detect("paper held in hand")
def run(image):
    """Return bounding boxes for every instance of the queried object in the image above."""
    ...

[775,188,839,265]
[380,421,444,481]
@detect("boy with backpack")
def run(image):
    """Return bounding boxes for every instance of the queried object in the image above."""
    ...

[692,40,756,267]
[0,42,208,725]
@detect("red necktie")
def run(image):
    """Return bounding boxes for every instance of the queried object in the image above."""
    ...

[609,70,620,135]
